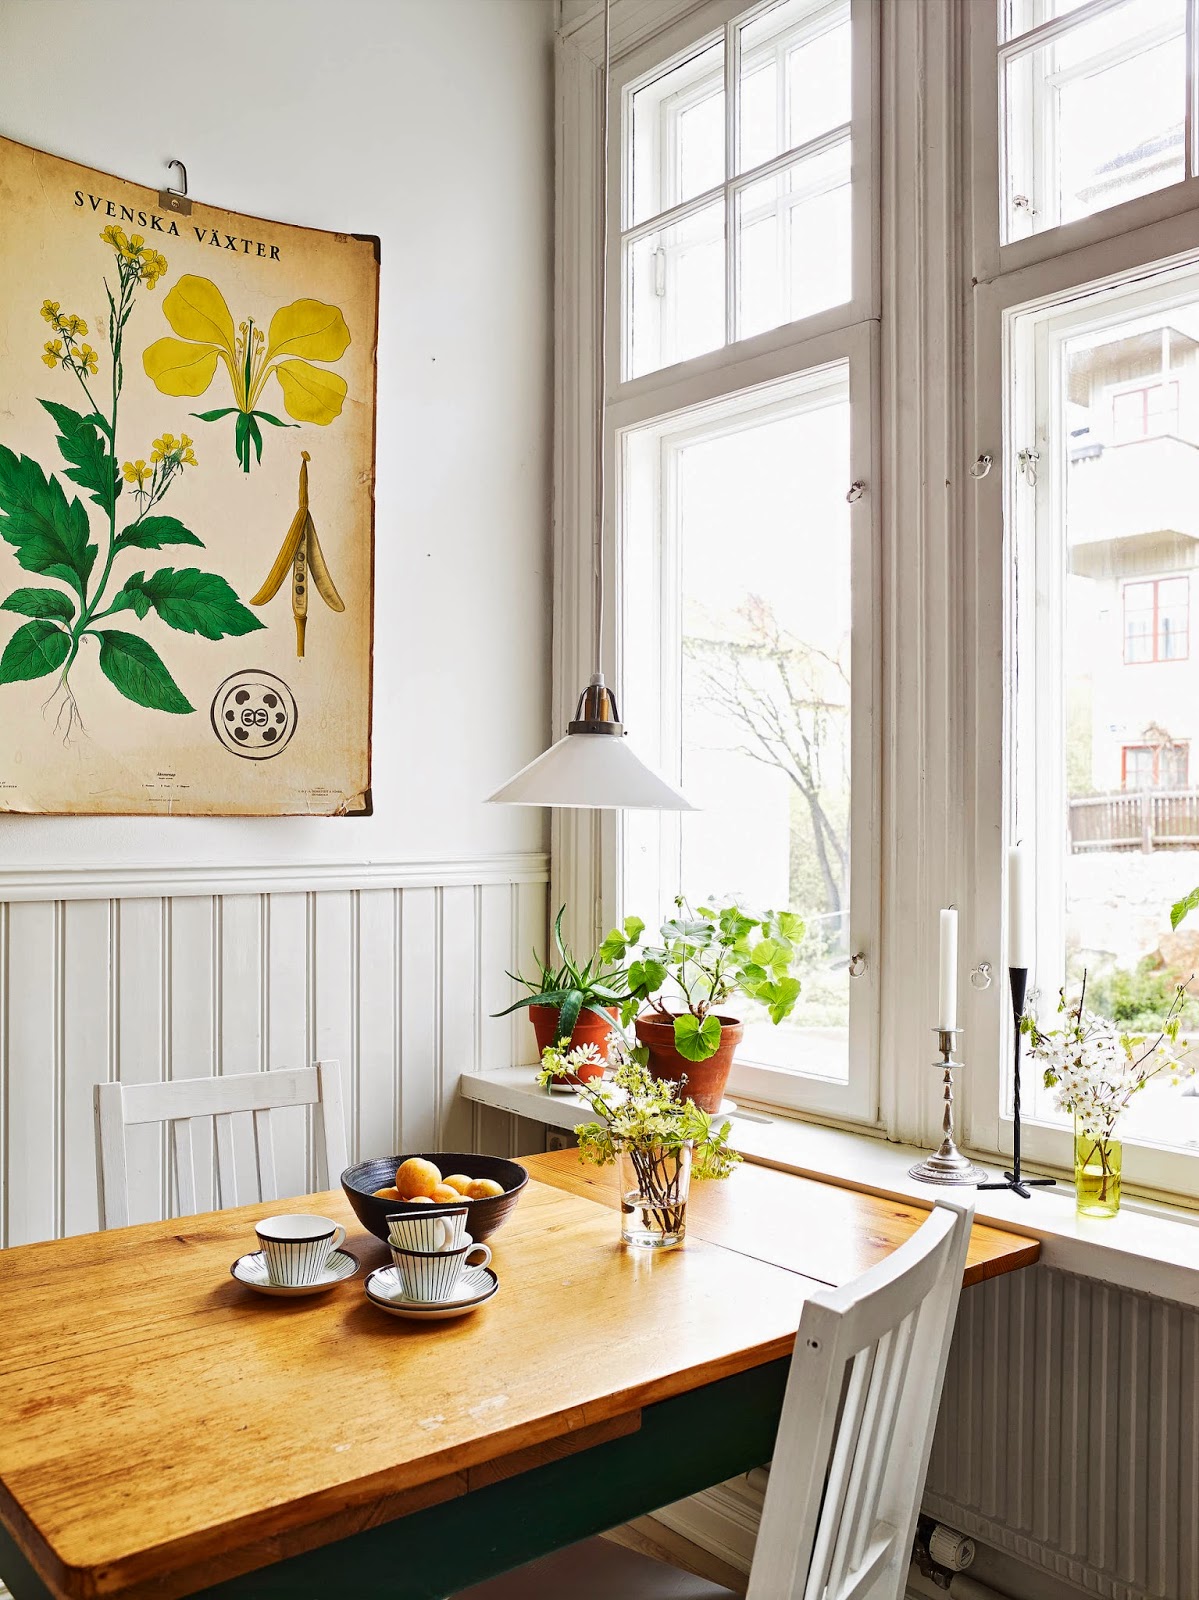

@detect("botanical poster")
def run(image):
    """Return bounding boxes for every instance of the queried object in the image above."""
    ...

[0,135,378,815]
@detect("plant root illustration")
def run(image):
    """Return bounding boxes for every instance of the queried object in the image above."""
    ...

[251,451,344,657]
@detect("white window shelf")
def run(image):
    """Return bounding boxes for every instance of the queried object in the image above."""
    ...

[459,1068,1199,1308]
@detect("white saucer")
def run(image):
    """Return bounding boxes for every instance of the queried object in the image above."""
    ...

[231,1248,360,1296]
[364,1263,499,1320]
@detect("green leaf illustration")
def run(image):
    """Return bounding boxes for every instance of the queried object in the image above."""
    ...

[191,407,240,422]
[0,445,97,597]
[38,400,120,512]
[96,629,193,714]
[113,515,205,554]
[0,587,76,622]
[0,618,71,684]
[113,567,264,641]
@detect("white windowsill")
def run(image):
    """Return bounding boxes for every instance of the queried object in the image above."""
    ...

[459,1067,1199,1308]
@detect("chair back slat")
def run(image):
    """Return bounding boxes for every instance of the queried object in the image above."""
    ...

[214,1113,239,1208]
[171,1118,199,1218]
[253,1108,278,1201]
[804,1342,874,1600]
[747,1198,974,1600]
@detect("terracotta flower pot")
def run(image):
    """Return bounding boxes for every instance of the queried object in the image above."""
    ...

[529,1003,616,1084]
[634,1012,744,1113]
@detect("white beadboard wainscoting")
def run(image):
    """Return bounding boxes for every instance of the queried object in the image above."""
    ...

[0,855,548,1247]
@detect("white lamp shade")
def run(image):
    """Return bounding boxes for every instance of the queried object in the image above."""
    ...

[486,730,695,810]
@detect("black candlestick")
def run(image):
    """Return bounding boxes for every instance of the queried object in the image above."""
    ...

[978,966,1055,1198]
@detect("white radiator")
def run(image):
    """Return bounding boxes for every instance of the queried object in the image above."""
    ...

[925,1264,1199,1600]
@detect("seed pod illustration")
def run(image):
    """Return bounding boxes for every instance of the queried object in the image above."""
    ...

[252,451,344,658]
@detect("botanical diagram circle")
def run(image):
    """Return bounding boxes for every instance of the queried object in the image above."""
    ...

[210,670,298,760]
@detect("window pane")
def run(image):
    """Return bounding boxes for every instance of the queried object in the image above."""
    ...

[737,0,851,174]
[736,142,851,339]
[1002,0,1186,242]
[629,39,724,227]
[1018,285,1199,1154]
[626,200,724,379]
[623,376,854,1084]
[1003,0,1095,39]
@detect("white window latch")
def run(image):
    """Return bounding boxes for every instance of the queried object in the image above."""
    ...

[1017,447,1039,487]
[653,246,667,298]
[1012,193,1037,216]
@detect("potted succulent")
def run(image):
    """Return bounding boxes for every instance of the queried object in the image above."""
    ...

[537,1031,740,1248]
[494,908,632,1084]
[598,898,806,1112]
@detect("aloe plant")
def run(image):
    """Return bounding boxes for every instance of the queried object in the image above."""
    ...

[494,907,634,1042]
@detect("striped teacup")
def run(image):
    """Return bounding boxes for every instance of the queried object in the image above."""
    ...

[256,1214,346,1286]
[387,1205,468,1254]
[390,1238,491,1303]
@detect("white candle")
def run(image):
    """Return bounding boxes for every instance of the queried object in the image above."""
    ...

[938,907,958,1032]
[1008,845,1031,970]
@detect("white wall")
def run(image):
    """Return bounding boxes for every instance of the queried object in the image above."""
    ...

[0,0,554,873]
[0,0,554,1241]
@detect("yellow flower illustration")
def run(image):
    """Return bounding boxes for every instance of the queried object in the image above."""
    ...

[101,227,167,289]
[141,249,167,290]
[63,314,88,338]
[100,224,127,251]
[40,299,61,325]
[149,432,198,469]
[42,339,63,368]
[143,275,351,472]
[122,459,150,487]
[76,344,99,375]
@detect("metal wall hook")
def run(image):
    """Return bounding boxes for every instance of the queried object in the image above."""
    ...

[848,951,867,977]
[158,158,192,217]
[970,453,993,479]
[846,481,865,504]
[970,962,993,990]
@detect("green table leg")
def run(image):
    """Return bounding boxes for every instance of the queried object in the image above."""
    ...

[0,1359,787,1600]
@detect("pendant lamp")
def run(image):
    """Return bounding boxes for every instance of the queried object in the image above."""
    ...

[486,0,694,814]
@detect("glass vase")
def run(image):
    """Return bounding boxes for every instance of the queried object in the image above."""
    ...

[1074,1119,1122,1219]
[618,1143,692,1248]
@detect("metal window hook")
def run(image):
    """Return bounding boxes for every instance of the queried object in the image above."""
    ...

[846,481,865,504]
[158,158,192,217]
[970,453,993,479]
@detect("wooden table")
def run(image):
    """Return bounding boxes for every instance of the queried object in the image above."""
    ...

[0,1152,1038,1600]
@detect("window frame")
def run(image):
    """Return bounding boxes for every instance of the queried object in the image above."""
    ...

[554,0,882,1126]
[611,330,881,1123]
[1123,574,1191,664]
[967,189,1199,1203]
[969,0,1199,288]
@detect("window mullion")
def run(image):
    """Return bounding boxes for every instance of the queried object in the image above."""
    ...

[725,17,738,349]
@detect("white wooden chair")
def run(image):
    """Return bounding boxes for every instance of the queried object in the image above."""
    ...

[457,1196,974,1600]
[94,1061,348,1229]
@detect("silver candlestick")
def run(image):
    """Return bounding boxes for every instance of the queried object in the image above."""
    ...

[909,1028,987,1186]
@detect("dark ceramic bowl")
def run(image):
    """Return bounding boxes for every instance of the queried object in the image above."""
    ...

[341,1152,529,1244]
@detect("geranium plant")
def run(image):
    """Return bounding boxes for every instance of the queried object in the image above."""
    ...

[598,897,805,1062]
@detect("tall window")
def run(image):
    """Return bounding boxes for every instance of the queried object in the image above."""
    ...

[621,0,865,380]
[999,0,1190,244]
[605,0,878,1120]
[1008,270,1199,1183]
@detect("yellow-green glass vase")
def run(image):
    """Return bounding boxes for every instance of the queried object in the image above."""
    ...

[1074,1119,1122,1219]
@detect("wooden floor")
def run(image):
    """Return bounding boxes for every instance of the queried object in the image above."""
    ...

[453,1535,740,1599]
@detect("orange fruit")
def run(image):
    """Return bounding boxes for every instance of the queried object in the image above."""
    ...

[396,1157,442,1200]
[443,1174,474,1195]
[409,1195,434,1204]
[466,1178,504,1200]
[373,1186,400,1200]
[430,1184,462,1203]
